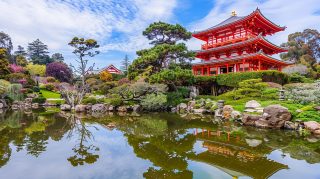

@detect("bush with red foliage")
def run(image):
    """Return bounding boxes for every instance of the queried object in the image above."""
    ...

[46,62,72,83]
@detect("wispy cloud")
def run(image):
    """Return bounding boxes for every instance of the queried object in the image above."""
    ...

[0,0,177,63]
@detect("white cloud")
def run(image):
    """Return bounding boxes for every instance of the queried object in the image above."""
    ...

[0,0,177,64]
[187,0,320,50]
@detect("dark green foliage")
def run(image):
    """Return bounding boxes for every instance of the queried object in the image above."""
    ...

[149,67,195,87]
[99,82,117,94]
[216,71,289,87]
[129,43,195,79]
[193,71,289,88]
[121,55,131,75]
[27,39,52,65]
[51,53,64,62]
[105,94,122,106]
[32,96,46,104]
[82,97,104,105]
[33,86,40,92]
[111,73,126,81]
[143,21,192,45]
[289,73,314,83]
[0,32,13,55]
[141,93,167,111]
[166,87,190,106]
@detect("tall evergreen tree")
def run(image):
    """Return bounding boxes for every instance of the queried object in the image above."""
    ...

[51,53,64,62]
[0,32,13,55]
[14,45,27,57]
[27,39,52,65]
[121,55,131,75]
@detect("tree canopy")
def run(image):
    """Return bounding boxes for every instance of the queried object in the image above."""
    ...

[0,32,13,55]
[129,22,194,80]
[51,53,64,62]
[0,48,10,78]
[27,39,52,65]
[46,62,73,82]
[281,29,320,78]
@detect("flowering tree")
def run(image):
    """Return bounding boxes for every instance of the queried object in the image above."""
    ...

[9,64,24,73]
[46,62,72,82]
[26,63,46,76]
[99,70,113,82]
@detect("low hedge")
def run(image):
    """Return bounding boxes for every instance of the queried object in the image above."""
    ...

[194,70,289,87]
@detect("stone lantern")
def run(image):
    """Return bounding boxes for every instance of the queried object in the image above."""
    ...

[279,88,285,101]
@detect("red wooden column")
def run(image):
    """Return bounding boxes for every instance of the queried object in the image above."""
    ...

[216,66,218,75]
[207,66,210,76]
[202,67,204,75]
[242,59,245,72]
[258,59,261,71]
[226,64,229,73]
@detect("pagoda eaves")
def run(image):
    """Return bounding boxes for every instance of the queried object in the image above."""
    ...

[193,8,286,41]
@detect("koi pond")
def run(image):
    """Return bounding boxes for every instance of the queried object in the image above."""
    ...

[0,109,319,179]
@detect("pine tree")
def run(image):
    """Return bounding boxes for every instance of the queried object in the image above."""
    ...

[27,39,52,64]
[121,55,131,75]
[52,53,64,62]
[14,45,27,56]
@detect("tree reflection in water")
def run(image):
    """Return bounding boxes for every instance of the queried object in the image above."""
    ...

[61,112,100,166]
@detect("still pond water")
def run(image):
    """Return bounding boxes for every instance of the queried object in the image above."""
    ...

[0,109,320,179]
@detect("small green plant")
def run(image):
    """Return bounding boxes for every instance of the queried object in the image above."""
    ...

[141,93,167,111]
[32,96,46,104]
[33,86,40,92]
[44,83,55,91]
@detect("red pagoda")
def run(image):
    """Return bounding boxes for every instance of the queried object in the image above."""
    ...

[192,8,290,76]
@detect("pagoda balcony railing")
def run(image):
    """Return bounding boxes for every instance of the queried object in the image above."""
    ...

[201,35,254,50]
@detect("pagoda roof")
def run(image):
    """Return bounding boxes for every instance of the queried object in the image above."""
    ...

[193,50,291,66]
[196,33,288,55]
[193,8,285,39]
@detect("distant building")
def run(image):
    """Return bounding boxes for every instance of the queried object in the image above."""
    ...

[92,64,123,74]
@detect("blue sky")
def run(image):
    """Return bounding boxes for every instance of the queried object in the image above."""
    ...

[0,0,319,70]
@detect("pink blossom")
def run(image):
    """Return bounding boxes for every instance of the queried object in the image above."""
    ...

[9,64,24,73]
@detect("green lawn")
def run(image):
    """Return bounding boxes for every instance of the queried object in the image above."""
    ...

[40,89,65,104]
[40,89,61,99]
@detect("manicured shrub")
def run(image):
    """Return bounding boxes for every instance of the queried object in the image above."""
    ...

[224,78,268,100]
[33,86,40,92]
[7,84,23,101]
[141,93,167,111]
[9,64,24,73]
[32,96,46,104]
[0,79,10,96]
[105,94,122,106]
[149,67,195,86]
[285,83,320,104]
[44,83,55,91]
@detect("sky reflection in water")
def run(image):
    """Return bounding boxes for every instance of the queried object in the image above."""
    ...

[0,110,319,179]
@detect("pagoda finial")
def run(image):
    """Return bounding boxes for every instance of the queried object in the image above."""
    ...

[231,11,237,16]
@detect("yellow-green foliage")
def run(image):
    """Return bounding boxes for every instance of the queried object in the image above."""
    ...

[26,63,46,76]
[0,79,10,95]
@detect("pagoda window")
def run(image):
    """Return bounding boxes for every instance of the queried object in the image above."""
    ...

[196,69,201,75]
[203,67,208,75]
[209,67,217,75]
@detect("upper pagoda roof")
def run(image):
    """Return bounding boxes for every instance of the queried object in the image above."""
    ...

[196,33,288,55]
[193,8,286,39]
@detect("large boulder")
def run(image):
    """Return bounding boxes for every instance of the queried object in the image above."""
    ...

[242,114,260,126]
[133,105,141,112]
[0,99,7,108]
[25,98,33,104]
[27,93,38,98]
[304,121,320,132]
[60,104,71,111]
[245,100,261,109]
[284,121,298,130]
[107,105,115,111]
[177,103,188,113]
[75,105,87,112]
[231,110,242,120]
[92,104,106,113]
[192,108,206,114]
[0,103,3,109]
[261,105,292,128]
